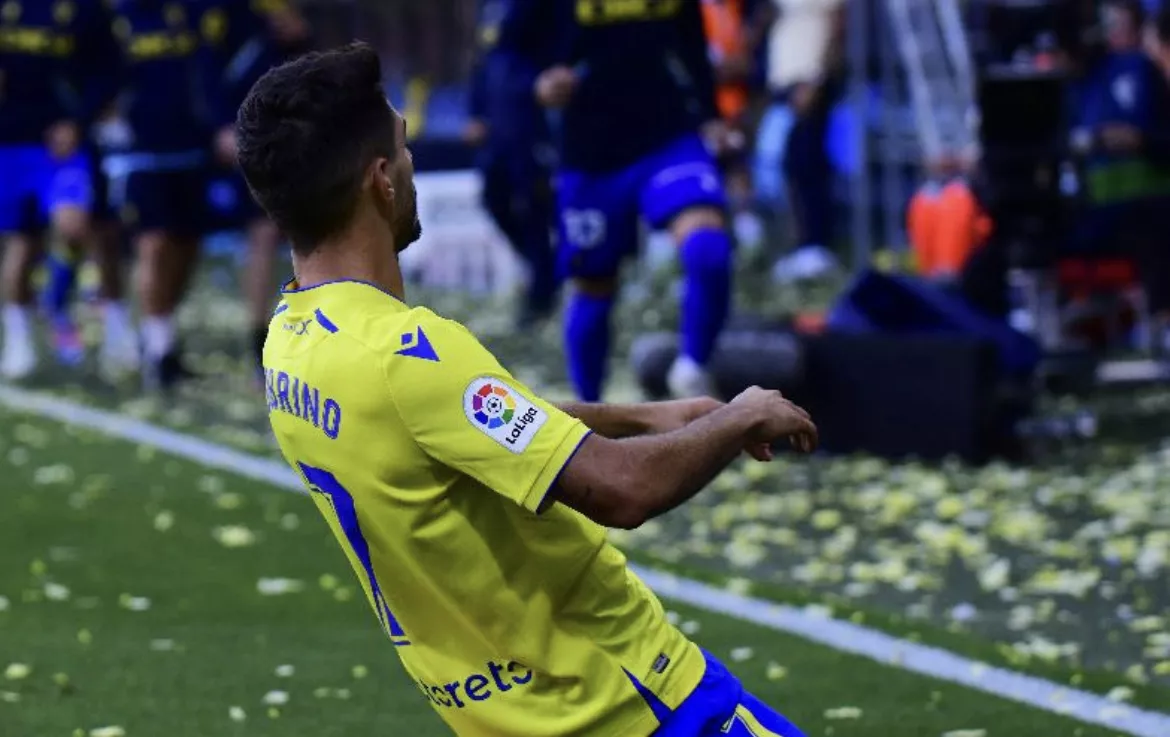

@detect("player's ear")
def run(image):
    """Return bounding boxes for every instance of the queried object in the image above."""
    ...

[373,158,395,207]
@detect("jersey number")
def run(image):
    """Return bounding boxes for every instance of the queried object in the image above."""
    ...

[297,462,411,646]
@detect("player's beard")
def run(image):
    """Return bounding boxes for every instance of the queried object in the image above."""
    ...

[395,183,422,252]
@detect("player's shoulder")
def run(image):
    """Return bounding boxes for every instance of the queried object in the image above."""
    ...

[378,307,485,372]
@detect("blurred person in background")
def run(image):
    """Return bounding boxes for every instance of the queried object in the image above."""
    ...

[1069,0,1170,349]
[779,0,844,262]
[0,0,118,379]
[701,0,759,246]
[752,0,842,245]
[204,0,310,372]
[500,0,736,402]
[906,154,992,284]
[464,0,559,329]
[104,0,229,390]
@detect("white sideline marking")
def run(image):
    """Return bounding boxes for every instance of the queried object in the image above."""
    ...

[2,383,1169,737]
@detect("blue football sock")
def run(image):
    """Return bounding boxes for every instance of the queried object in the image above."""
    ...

[565,291,614,402]
[679,228,733,365]
[42,252,78,320]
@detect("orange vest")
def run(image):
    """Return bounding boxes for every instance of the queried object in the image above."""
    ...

[907,180,992,277]
[702,0,749,121]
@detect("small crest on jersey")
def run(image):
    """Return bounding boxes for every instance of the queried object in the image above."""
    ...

[652,653,670,674]
[463,377,546,454]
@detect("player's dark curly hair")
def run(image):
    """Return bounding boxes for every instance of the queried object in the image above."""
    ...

[236,42,397,254]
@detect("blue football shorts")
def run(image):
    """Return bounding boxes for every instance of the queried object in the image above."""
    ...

[635,649,806,737]
[555,133,727,280]
[0,145,94,234]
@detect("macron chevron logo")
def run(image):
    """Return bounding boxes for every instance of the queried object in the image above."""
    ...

[396,327,439,362]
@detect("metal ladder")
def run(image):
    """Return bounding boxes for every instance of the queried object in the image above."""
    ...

[885,0,976,164]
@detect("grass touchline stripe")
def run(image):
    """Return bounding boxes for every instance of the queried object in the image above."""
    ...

[2,383,1168,737]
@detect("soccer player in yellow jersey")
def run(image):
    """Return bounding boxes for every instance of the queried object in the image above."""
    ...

[238,43,817,737]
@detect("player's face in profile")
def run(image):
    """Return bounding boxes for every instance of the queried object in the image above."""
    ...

[390,112,422,253]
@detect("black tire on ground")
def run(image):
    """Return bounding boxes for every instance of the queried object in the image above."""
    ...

[630,328,806,401]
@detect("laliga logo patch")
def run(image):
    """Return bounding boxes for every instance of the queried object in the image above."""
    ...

[463,377,546,453]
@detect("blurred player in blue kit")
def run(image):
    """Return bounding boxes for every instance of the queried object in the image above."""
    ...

[102,0,230,390]
[203,0,309,370]
[0,0,119,379]
[498,0,737,401]
[465,0,559,328]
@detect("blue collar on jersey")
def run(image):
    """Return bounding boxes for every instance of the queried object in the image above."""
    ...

[280,278,406,305]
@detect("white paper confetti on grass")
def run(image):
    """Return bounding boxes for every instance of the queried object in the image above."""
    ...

[0,691,19,702]
[152,511,174,532]
[118,594,151,612]
[274,664,295,678]
[0,595,9,611]
[262,690,289,706]
[729,647,754,662]
[941,731,987,737]
[33,463,75,485]
[256,578,305,596]
[198,475,225,494]
[723,576,753,595]
[89,727,126,737]
[43,582,70,601]
[214,492,243,510]
[149,639,176,652]
[766,662,788,681]
[4,663,31,680]
[228,706,246,723]
[824,707,862,720]
[978,558,1011,591]
[680,620,700,635]
[213,525,257,548]
[1106,686,1135,703]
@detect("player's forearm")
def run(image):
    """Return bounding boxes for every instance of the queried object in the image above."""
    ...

[615,405,758,523]
[556,402,652,439]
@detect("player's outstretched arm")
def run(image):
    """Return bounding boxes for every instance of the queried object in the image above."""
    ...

[548,388,816,529]
[556,398,721,439]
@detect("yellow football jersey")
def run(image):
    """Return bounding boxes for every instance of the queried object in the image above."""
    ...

[264,280,704,737]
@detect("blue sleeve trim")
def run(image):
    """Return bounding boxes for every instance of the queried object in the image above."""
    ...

[535,429,592,514]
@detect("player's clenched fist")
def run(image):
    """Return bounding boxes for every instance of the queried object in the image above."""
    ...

[730,386,818,458]
[535,65,578,108]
